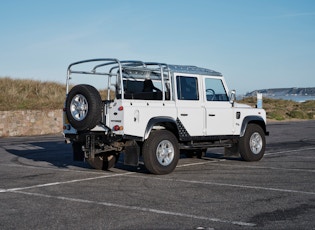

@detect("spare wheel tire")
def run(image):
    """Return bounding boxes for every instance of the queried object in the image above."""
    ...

[66,84,102,131]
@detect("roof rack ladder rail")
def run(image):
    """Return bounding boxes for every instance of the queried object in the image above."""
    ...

[107,70,112,101]
[66,58,120,94]
[159,65,165,100]
[144,62,170,101]
[66,67,71,94]
[118,60,124,100]
[68,58,120,73]
[108,61,146,100]
[167,69,172,100]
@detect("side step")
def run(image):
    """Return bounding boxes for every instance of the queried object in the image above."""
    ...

[180,141,232,150]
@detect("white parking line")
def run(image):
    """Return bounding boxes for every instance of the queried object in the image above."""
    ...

[1,149,313,227]
[124,174,315,196]
[265,147,315,156]
[212,162,315,173]
[0,172,134,193]
[0,162,116,175]
[174,179,315,196]
[0,165,256,227]
[176,159,226,168]
[2,144,44,150]
[11,190,256,227]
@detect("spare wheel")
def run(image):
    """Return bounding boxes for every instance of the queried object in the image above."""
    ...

[66,84,102,131]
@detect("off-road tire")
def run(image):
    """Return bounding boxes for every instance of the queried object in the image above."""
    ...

[239,124,265,161]
[66,84,102,131]
[142,130,179,175]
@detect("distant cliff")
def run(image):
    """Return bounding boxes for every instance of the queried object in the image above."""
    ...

[246,87,315,97]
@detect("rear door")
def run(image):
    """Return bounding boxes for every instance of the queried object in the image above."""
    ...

[175,74,206,137]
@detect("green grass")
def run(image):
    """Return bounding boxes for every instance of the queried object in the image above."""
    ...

[1,77,314,121]
[0,77,67,110]
[0,77,112,110]
[238,97,315,121]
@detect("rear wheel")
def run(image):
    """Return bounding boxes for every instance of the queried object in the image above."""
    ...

[86,152,119,170]
[239,124,265,161]
[143,130,179,175]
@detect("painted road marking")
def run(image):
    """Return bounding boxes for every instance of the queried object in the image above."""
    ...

[2,144,44,150]
[0,172,134,193]
[1,146,314,227]
[0,162,115,174]
[176,159,226,168]
[211,162,315,173]
[265,147,315,156]
[11,190,256,227]
[124,174,315,196]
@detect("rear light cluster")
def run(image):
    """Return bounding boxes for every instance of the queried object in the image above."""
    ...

[63,125,71,130]
[113,106,124,131]
[113,125,124,131]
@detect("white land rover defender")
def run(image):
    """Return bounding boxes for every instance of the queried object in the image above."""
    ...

[63,58,269,175]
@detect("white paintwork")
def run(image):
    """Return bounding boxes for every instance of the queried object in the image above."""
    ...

[103,72,266,139]
[64,64,267,140]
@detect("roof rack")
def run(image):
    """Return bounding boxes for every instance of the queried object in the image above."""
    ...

[67,59,221,77]
[66,58,222,97]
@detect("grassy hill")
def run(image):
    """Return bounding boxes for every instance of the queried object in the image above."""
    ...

[1,77,314,121]
[0,77,66,110]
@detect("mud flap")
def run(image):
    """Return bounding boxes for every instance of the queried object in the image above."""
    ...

[85,135,95,159]
[224,142,240,157]
[72,142,84,161]
[124,140,140,166]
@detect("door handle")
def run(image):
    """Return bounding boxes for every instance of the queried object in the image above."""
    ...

[208,114,216,117]
[180,114,188,116]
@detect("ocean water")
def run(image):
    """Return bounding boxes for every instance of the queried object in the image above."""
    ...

[239,94,315,103]
[265,95,315,103]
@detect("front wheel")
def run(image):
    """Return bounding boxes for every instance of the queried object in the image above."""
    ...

[142,130,179,175]
[239,124,266,161]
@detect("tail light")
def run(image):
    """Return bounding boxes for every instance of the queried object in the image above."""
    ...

[63,125,71,130]
[113,125,124,131]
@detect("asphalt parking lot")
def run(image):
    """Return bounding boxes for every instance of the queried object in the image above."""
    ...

[0,121,314,230]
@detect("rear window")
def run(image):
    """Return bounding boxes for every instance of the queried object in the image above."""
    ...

[176,76,199,100]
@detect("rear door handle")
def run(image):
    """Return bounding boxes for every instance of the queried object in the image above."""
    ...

[180,114,188,116]
[208,114,216,117]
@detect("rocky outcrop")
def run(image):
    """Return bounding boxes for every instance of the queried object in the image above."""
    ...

[246,87,315,97]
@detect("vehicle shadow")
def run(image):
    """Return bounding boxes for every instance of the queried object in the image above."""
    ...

[3,138,242,174]
[3,139,90,170]
[205,151,243,161]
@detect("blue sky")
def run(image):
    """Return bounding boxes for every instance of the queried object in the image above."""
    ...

[1,0,314,94]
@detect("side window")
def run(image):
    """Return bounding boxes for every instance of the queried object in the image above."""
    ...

[205,78,228,101]
[176,76,199,100]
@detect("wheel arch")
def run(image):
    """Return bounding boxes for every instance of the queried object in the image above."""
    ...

[240,116,269,137]
[144,117,179,140]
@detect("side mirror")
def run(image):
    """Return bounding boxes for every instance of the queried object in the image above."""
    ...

[230,90,236,107]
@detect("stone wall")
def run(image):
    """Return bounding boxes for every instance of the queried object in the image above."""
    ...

[0,110,63,137]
